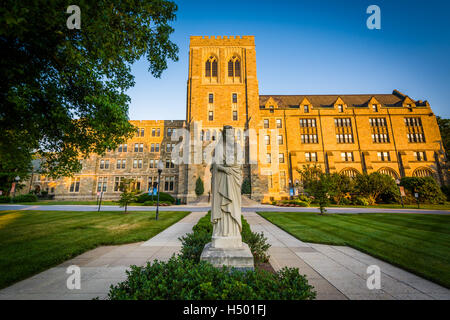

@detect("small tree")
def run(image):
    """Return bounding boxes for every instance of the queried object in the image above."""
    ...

[329,173,354,205]
[118,178,138,214]
[241,179,252,195]
[401,176,446,204]
[298,165,334,215]
[355,173,399,205]
[195,177,204,196]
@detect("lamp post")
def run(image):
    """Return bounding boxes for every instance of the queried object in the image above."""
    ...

[156,160,163,220]
[11,176,20,203]
[395,179,404,208]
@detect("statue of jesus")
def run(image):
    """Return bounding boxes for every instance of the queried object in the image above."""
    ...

[210,126,243,248]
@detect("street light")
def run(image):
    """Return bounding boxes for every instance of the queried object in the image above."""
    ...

[11,176,20,203]
[156,160,164,220]
[395,179,404,208]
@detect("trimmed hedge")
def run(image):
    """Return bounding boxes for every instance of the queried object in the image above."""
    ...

[107,256,316,300]
[12,194,38,202]
[136,192,175,204]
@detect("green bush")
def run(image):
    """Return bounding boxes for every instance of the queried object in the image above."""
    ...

[441,185,450,201]
[12,194,38,202]
[298,194,312,205]
[401,177,446,204]
[178,231,211,262]
[107,256,315,300]
[241,179,251,194]
[245,231,271,263]
[195,177,204,196]
[0,196,11,203]
[136,192,175,204]
[353,196,369,206]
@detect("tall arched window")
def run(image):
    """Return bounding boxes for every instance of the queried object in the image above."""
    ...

[228,56,241,78]
[205,56,218,78]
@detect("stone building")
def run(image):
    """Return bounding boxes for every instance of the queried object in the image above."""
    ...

[26,36,447,203]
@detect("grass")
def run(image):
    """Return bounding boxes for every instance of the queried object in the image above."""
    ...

[258,211,450,288]
[0,210,189,289]
[10,200,143,206]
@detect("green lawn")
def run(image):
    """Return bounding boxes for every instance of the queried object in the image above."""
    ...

[12,200,141,206]
[0,210,189,289]
[258,211,450,288]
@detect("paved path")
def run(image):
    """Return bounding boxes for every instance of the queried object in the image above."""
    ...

[0,211,206,300]
[244,212,450,300]
[2,204,449,215]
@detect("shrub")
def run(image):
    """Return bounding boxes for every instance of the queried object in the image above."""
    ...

[195,177,204,196]
[136,192,175,204]
[241,179,251,195]
[0,196,11,203]
[401,177,446,204]
[245,232,271,263]
[354,172,399,205]
[298,194,312,205]
[107,256,316,300]
[353,196,369,206]
[441,185,450,201]
[178,231,211,262]
[12,194,38,202]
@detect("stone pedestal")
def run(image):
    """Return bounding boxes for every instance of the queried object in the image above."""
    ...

[211,235,242,248]
[200,242,254,270]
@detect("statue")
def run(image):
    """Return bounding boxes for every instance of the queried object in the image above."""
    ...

[200,126,254,269]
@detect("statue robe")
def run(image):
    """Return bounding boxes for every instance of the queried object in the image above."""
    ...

[210,163,242,238]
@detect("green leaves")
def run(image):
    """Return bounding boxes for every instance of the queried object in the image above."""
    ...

[0,0,179,178]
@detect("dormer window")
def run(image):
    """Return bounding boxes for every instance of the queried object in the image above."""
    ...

[269,105,274,113]
[304,105,309,113]
[372,104,378,112]
[338,104,344,113]
[205,56,218,78]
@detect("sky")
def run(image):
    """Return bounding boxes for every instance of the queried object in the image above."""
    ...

[127,0,450,120]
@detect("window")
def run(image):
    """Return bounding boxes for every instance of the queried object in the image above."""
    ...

[118,144,127,152]
[305,152,317,162]
[134,143,139,152]
[155,143,160,152]
[149,159,154,168]
[164,176,175,191]
[228,56,241,77]
[133,159,138,168]
[414,151,427,161]
[152,128,156,137]
[69,177,80,193]
[304,105,309,113]
[232,93,238,103]
[157,128,160,136]
[280,171,286,190]
[205,56,218,77]
[138,159,143,168]
[372,104,378,112]
[116,159,126,169]
[341,152,354,162]
[276,119,282,128]
[338,104,344,113]
[335,118,354,143]
[266,153,271,164]
[264,119,269,128]
[114,177,124,192]
[166,143,175,152]
[279,153,285,163]
[139,143,143,152]
[151,143,155,152]
[369,118,390,143]
[301,134,318,144]
[209,93,214,103]
[405,117,425,143]
[97,177,107,192]
[277,135,283,145]
[233,111,238,121]
[264,135,270,145]
[167,128,174,137]
[208,111,214,121]
[299,118,317,127]
[377,152,391,161]
[165,159,175,169]
[269,105,274,113]
[148,177,153,192]
[100,160,109,169]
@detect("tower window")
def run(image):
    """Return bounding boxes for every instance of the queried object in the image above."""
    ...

[232,93,238,103]
[233,111,238,121]
[372,104,378,112]
[338,105,344,112]
[209,93,214,103]
[304,105,309,113]
[205,56,218,78]
[209,111,214,121]
[228,56,241,78]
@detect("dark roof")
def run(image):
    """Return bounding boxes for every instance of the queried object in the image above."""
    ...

[259,90,428,109]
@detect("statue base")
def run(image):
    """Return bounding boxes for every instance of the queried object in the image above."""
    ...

[211,235,242,248]
[200,242,254,270]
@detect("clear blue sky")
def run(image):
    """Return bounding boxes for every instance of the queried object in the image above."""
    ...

[127,0,450,120]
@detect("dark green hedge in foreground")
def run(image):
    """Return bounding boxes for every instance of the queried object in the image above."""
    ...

[108,256,316,300]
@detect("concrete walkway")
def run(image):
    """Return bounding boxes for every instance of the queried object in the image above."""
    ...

[0,211,206,300]
[244,212,450,300]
